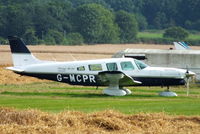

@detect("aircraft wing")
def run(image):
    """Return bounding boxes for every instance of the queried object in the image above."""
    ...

[98,71,141,86]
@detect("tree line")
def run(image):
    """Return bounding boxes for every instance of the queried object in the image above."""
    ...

[0,0,199,45]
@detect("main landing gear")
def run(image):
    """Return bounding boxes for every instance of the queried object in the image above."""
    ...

[102,73,132,96]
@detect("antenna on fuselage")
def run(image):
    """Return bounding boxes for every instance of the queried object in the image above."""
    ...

[48,53,57,61]
[68,53,77,61]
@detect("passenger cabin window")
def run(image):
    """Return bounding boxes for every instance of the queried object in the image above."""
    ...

[77,66,85,71]
[134,59,148,69]
[106,62,118,71]
[89,64,102,71]
[120,61,134,71]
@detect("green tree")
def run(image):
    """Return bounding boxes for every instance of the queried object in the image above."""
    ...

[31,4,62,39]
[64,33,84,45]
[44,30,64,45]
[135,14,148,31]
[69,0,108,7]
[142,0,179,29]
[23,28,38,45]
[105,0,144,13]
[0,5,32,37]
[178,0,200,28]
[73,4,119,44]
[185,19,200,31]
[0,37,7,45]
[163,26,189,40]
[115,10,138,43]
[45,1,73,33]
[153,12,167,29]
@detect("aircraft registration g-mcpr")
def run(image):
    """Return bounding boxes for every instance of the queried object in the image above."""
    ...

[6,36,195,96]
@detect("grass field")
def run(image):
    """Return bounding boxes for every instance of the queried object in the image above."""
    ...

[138,32,163,39]
[138,31,200,40]
[0,82,199,115]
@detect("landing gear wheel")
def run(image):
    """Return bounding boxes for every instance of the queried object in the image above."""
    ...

[159,86,177,97]
[159,91,177,97]
[122,88,132,95]
[103,88,127,96]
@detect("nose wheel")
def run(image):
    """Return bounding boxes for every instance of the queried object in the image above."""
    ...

[159,86,177,97]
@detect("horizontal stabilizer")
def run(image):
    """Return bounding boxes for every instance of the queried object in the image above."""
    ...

[6,67,24,72]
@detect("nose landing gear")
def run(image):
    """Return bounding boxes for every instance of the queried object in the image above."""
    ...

[159,86,178,97]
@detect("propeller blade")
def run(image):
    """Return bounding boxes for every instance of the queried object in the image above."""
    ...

[184,67,195,96]
[186,77,189,96]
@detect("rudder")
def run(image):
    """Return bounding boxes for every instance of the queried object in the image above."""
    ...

[8,36,31,53]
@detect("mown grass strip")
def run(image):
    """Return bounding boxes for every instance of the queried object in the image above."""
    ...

[138,31,200,40]
[0,82,199,115]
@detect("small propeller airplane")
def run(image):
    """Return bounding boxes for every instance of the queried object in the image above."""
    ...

[6,36,195,96]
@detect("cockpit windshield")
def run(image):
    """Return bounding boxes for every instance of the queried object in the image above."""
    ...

[134,59,148,69]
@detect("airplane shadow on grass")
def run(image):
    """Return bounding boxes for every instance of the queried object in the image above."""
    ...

[1,91,162,98]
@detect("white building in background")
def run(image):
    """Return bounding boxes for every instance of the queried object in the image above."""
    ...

[113,49,200,81]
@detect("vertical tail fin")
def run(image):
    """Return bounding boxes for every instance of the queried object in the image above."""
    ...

[173,42,190,50]
[8,36,41,66]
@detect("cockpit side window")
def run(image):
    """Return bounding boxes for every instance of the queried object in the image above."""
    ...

[120,61,134,71]
[89,64,102,71]
[77,66,85,71]
[106,62,118,71]
[134,59,148,69]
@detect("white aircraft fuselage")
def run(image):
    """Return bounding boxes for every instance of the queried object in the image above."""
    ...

[11,55,187,87]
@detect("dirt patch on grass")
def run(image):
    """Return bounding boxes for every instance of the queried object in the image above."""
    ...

[0,107,199,134]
